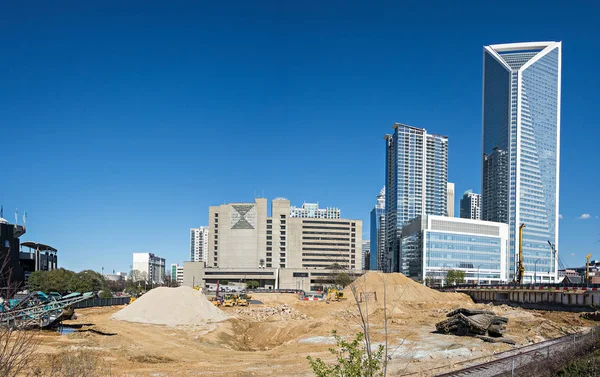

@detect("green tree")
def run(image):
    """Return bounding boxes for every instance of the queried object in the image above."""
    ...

[98,290,113,298]
[246,280,259,289]
[68,270,106,293]
[334,272,353,288]
[307,331,384,377]
[220,280,229,286]
[27,271,47,292]
[446,270,466,286]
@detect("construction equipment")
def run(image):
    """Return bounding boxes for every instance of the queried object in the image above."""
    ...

[222,293,236,307]
[436,308,515,345]
[236,293,250,307]
[210,296,222,307]
[516,223,525,284]
[586,253,592,283]
[326,289,346,303]
[0,292,95,329]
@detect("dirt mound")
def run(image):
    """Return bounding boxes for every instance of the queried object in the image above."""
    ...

[111,286,228,326]
[343,272,471,311]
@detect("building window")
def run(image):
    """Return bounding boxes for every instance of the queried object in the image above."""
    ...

[215,213,218,217]
[280,253,286,257]
[267,242,272,245]
[266,263,272,267]
[281,226,286,230]
[267,225,272,229]
[280,214,286,219]
[280,264,285,268]
[215,235,218,239]
[281,220,286,224]
[267,236,272,240]
[215,224,219,228]
[266,252,272,256]
[280,247,286,251]
[214,263,218,266]
[214,246,218,251]
[266,258,272,262]
[281,231,286,235]
[267,247,272,251]
[280,236,286,241]
[267,230,272,234]
[215,218,218,223]
[267,219,272,223]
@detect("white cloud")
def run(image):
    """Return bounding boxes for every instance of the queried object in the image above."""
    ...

[579,213,592,220]
[558,214,563,219]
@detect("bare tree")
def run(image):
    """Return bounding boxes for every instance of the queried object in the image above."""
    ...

[0,251,40,377]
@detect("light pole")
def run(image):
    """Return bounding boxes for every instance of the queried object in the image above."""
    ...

[534,259,542,284]
[477,263,484,286]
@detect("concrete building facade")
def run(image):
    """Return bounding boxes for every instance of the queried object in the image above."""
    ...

[384,123,449,273]
[132,253,166,284]
[190,226,209,263]
[208,198,362,271]
[447,182,455,217]
[400,215,509,285]
[170,263,184,285]
[460,190,482,220]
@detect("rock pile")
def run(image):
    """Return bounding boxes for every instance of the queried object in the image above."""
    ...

[235,304,308,321]
[436,308,515,345]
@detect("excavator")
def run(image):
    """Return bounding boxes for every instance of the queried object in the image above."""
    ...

[515,223,525,285]
[326,288,346,303]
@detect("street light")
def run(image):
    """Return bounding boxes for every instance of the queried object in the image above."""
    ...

[477,263,484,286]
[534,259,542,284]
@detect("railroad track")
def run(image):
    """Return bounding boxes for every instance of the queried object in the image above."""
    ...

[435,330,597,377]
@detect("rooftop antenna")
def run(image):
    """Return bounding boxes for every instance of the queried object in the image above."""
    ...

[14,208,18,225]
[23,211,27,227]
[0,205,3,218]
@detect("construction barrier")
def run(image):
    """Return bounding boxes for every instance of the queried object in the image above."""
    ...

[72,297,131,308]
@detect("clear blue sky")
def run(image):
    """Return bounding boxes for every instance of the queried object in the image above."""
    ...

[2,1,599,273]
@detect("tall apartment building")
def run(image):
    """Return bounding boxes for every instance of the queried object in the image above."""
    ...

[290,203,340,219]
[460,190,481,220]
[482,42,561,283]
[362,240,370,270]
[447,182,455,217]
[208,198,362,270]
[190,227,209,263]
[132,253,166,283]
[384,123,448,273]
[369,187,385,271]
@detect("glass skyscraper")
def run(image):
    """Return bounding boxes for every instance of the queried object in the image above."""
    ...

[369,187,385,271]
[482,42,561,283]
[384,123,448,273]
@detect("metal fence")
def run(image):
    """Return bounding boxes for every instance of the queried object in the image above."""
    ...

[72,297,130,308]
[435,327,600,376]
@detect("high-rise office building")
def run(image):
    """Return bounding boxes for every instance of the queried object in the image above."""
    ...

[460,190,481,220]
[384,123,448,273]
[369,187,386,271]
[447,182,455,217]
[190,227,209,263]
[482,42,561,282]
[362,240,370,270]
[132,253,166,283]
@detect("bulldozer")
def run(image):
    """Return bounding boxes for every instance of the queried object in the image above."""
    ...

[326,289,346,303]
[210,296,222,307]
[222,293,237,307]
[236,293,250,307]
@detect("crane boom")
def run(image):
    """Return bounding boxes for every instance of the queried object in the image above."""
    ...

[516,224,525,284]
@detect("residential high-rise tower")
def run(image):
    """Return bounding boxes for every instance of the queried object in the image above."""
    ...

[190,227,209,263]
[482,42,561,282]
[384,123,448,273]
[460,190,481,220]
[369,187,386,271]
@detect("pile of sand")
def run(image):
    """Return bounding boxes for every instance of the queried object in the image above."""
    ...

[112,286,228,326]
[343,272,471,310]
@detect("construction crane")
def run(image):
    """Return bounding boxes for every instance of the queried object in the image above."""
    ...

[516,223,526,284]
[586,253,592,283]
[0,292,94,330]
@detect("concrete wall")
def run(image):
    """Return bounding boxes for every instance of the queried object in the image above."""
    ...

[464,288,600,311]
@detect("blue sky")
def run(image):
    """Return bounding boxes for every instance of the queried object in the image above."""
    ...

[1,1,599,273]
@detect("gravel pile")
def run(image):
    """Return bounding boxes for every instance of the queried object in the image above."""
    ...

[112,286,228,326]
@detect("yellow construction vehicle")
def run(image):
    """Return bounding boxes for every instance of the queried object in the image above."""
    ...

[236,293,250,307]
[586,253,592,283]
[210,296,221,307]
[326,289,345,303]
[516,223,525,284]
[222,293,236,307]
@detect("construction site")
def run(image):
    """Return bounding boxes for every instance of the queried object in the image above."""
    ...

[0,272,587,376]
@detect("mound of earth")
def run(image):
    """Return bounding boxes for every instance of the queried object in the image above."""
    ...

[343,272,471,310]
[112,286,228,326]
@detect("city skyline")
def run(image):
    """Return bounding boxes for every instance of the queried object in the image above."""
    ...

[2,2,599,273]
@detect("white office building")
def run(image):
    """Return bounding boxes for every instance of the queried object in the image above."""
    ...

[190,226,209,263]
[401,215,509,285]
[132,253,166,284]
[290,202,340,219]
[447,182,455,217]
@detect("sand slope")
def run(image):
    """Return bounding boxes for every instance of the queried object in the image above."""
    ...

[112,286,228,326]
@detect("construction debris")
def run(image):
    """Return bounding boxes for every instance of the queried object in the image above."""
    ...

[436,308,515,345]
[234,304,308,321]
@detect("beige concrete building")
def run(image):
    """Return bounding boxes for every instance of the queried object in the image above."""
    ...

[207,197,362,271]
